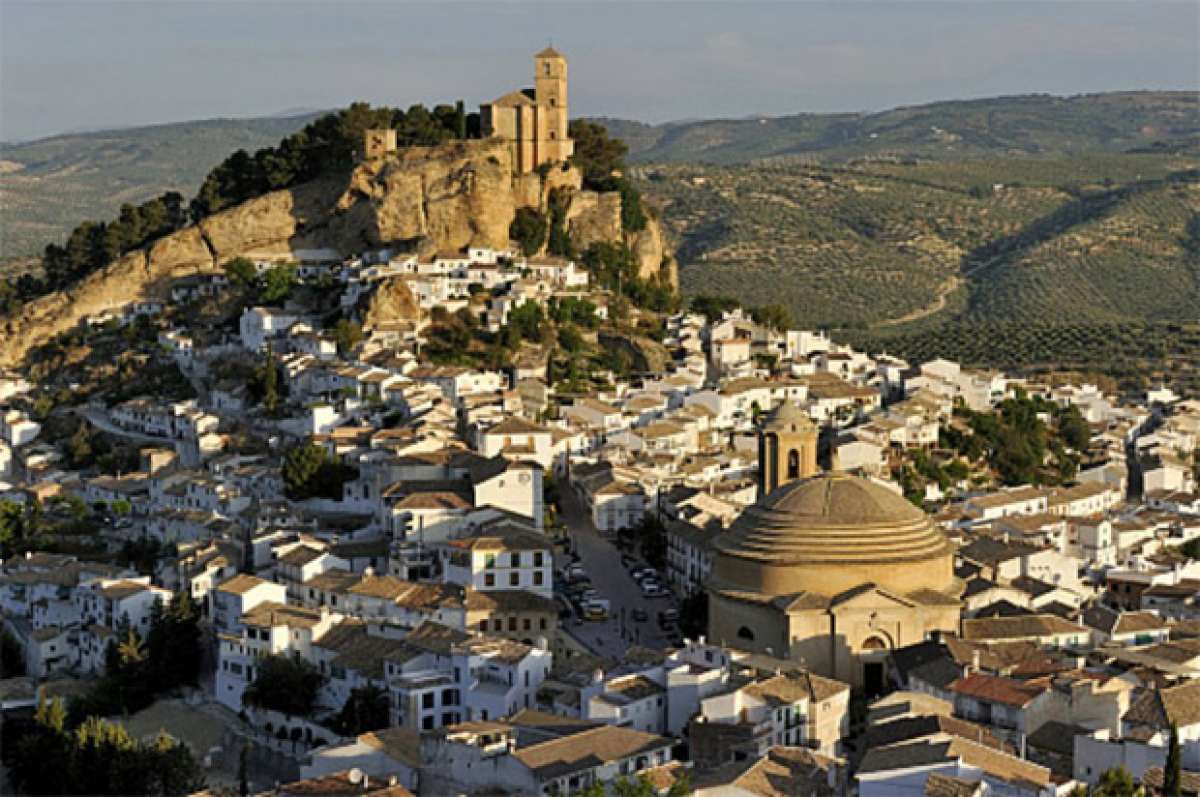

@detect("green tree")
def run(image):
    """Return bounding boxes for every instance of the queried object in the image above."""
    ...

[510,207,548,256]
[0,499,29,558]
[243,654,324,717]
[1,628,25,677]
[223,257,258,288]
[260,264,296,304]
[558,324,585,354]
[1166,722,1182,797]
[332,319,364,354]
[1093,766,1139,797]
[509,302,545,342]
[751,303,792,332]
[1057,405,1092,452]
[568,120,629,188]
[332,684,391,736]
[283,443,329,499]
[258,345,282,415]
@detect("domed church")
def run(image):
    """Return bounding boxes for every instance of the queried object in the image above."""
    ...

[707,402,961,694]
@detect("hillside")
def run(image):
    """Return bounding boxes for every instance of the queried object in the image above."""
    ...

[606,91,1198,165]
[3,92,1194,259]
[0,113,321,258]
[0,138,670,368]
[648,152,1200,327]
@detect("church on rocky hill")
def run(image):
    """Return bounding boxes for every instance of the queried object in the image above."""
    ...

[479,47,575,175]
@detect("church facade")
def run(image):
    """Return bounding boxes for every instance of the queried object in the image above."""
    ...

[707,403,962,694]
[480,47,574,174]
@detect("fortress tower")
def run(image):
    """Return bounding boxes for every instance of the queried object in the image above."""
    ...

[481,47,575,174]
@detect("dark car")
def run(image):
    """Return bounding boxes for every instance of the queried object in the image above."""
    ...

[631,608,649,622]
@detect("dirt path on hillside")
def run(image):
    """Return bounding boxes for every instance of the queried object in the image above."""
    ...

[875,275,961,328]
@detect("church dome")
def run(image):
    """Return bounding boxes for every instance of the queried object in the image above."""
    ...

[762,400,815,434]
[710,472,956,598]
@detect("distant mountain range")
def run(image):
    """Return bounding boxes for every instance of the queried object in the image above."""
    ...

[608,91,1198,164]
[0,113,324,260]
[1,91,1196,258]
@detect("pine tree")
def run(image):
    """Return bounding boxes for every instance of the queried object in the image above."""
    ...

[239,742,251,797]
[1166,721,1182,797]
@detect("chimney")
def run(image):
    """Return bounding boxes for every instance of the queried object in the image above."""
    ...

[971,650,981,674]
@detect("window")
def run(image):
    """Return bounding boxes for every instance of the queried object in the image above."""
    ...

[493,619,503,631]
[509,616,518,631]
[534,552,544,567]
[510,573,520,587]
[787,449,800,479]
[485,574,496,587]
[478,620,488,632]
[523,618,532,631]
[540,618,547,630]
[544,63,551,76]
[422,693,435,709]
[485,554,496,569]
[533,572,544,586]
[737,626,755,641]
[422,715,434,730]
[510,552,521,567]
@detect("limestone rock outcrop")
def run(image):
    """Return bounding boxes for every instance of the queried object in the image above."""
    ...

[363,278,422,330]
[0,137,676,367]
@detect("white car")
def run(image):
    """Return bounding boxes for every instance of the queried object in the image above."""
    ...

[641,581,666,597]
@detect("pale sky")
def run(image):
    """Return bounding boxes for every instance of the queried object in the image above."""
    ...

[1,0,1196,142]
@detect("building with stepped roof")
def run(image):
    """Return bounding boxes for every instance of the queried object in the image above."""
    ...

[708,468,961,694]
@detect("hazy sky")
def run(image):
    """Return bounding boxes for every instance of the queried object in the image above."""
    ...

[1,1,1196,142]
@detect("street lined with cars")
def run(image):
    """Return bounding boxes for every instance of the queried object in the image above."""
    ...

[555,484,679,655]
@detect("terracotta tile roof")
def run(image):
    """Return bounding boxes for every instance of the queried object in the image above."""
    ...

[216,573,274,596]
[923,773,982,797]
[694,746,839,796]
[865,714,1011,754]
[276,770,413,797]
[1141,766,1200,794]
[961,614,1086,642]
[949,673,1048,708]
[1124,678,1200,729]
[278,545,326,567]
[511,725,670,779]
[859,736,1050,791]
[242,601,324,629]
[99,580,151,600]
[358,727,421,768]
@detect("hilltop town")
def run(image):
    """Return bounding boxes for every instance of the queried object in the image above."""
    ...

[2,49,1200,797]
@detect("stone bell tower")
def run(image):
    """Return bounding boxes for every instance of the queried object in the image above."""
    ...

[534,47,573,165]
[758,400,819,498]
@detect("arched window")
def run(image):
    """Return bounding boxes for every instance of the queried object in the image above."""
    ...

[544,63,551,76]
[549,131,556,140]
[787,449,800,479]
[737,626,755,641]
[862,635,888,651]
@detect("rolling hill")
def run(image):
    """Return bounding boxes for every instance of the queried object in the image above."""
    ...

[0,112,321,259]
[3,92,1195,259]
[607,91,1198,165]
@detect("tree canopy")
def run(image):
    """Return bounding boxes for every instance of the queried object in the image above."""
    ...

[243,654,324,717]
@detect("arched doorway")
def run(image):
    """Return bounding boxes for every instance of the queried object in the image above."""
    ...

[860,635,890,697]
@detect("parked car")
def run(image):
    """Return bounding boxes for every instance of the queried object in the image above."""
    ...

[641,581,666,597]
[631,608,649,622]
[658,609,679,627]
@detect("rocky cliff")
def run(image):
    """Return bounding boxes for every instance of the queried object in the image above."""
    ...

[0,138,675,368]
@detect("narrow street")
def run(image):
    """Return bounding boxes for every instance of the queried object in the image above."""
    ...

[556,484,675,659]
